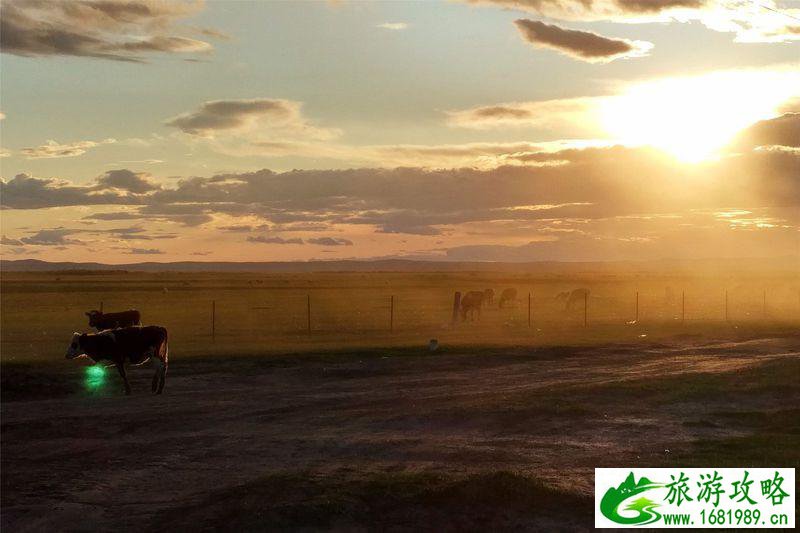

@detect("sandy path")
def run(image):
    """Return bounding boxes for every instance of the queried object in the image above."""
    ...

[2,336,798,531]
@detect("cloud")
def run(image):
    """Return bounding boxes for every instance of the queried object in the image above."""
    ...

[1,236,24,246]
[307,237,353,246]
[3,138,798,243]
[18,228,84,246]
[20,138,116,159]
[219,224,268,233]
[2,141,798,261]
[446,98,598,130]
[96,226,177,240]
[377,22,408,30]
[247,235,305,245]
[462,0,800,43]
[463,0,706,19]
[96,169,161,193]
[0,173,142,209]
[165,98,342,153]
[0,0,216,62]
[125,247,164,255]
[513,19,652,62]
[732,113,800,150]
[166,99,297,136]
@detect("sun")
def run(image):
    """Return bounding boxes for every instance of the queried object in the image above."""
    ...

[600,69,800,163]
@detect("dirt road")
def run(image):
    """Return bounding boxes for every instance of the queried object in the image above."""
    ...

[2,335,798,531]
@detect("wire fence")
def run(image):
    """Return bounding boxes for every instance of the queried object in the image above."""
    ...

[3,280,799,360]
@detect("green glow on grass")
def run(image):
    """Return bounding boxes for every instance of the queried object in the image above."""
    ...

[84,365,106,391]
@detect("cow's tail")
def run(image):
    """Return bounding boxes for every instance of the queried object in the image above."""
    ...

[155,327,169,394]
[158,327,169,364]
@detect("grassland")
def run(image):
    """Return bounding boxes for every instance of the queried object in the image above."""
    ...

[2,270,799,362]
[2,270,799,530]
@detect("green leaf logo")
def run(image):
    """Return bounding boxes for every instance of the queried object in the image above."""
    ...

[600,472,664,526]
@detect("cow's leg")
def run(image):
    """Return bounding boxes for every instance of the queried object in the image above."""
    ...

[157,361,167,394]
[116,362,131,395]
[151,356,162,394]
[151,357,166,394]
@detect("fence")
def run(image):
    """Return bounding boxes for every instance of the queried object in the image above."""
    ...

[2,279,799,361]
[85,285,800,340]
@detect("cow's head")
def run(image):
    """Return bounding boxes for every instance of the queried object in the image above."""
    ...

[65,332,84,359]
[85,310,101,326]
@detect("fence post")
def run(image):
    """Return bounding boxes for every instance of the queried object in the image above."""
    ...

[211,300,216,342]
[682,291,685,324]
[584,291,588,327]
[390,295,394,332]
[307,294,312,334]
[527,292,531,329]
[100,301,104,313]
[452,291,461,325]
[725,289,729,322]
[635,291,639,323]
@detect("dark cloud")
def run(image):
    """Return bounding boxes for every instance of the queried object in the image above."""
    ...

[3,144,798,237]
[471,106,534,120]
[0,0,213,62]
[218,224,269,233]
[732,113,800,150]
[125,247,164,255]
[614,0,706,13]
[464,0,708,18]
[18,228,84,246]
[247,236,304,245]
[0,173,140,209]
[513,19,651,62]
[463,0,795,43]
[307,237,353,246]
[97,226,177,240]
[165,99,295,136]
[96,169,161,193]
[1,236,24,245]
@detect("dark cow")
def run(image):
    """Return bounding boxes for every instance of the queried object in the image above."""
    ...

[483,288,495,305]
[555,288,590,311]
[498,288,517,309]
[65,326,169,395]
[85,309,141,331]
[460,291,485,321]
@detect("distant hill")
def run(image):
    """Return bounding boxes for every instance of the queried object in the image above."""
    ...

[2,257,798,274]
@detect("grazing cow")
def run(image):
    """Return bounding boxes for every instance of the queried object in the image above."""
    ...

[555,288,590,311]
[498,288,517,309]
[483,288,495,305]
[85,309,141,331]
[65,326,169,395]
[460,290,485,321]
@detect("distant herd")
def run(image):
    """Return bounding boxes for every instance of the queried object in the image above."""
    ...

[458,287,590,321]
[65,309,168,395]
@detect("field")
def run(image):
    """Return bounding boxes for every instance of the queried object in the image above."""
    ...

[2,270,800,530]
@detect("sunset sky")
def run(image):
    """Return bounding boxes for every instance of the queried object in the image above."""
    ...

[1,0,798,263]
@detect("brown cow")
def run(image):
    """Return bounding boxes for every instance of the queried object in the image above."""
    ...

[65,326,168,395]
[460,291,484,321]
[498,288,517,309]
